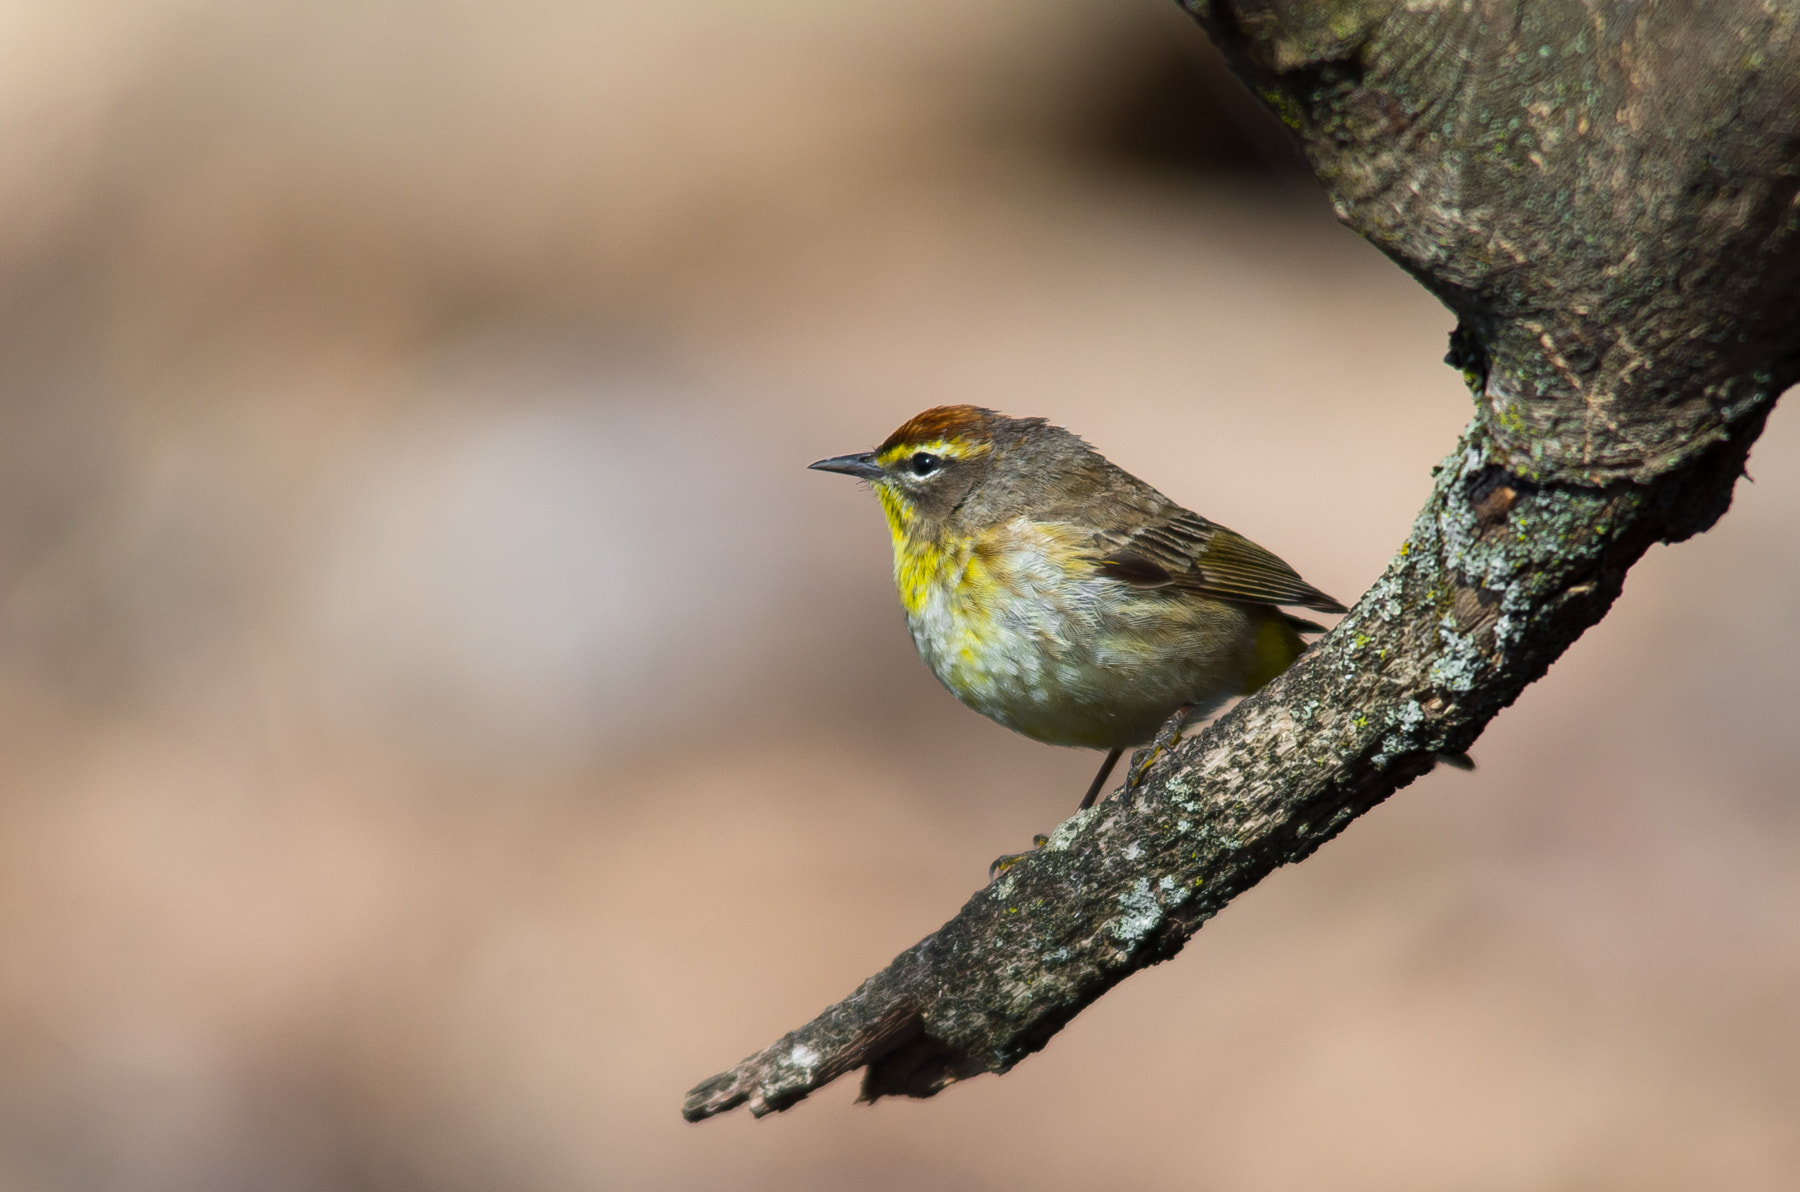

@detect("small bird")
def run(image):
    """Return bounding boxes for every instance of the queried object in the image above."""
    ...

[811,405,1346,814]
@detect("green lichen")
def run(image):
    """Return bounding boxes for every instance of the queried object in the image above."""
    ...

[1259,86,1304,131]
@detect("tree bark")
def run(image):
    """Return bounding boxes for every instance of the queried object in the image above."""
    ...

[685,0,1800,1121]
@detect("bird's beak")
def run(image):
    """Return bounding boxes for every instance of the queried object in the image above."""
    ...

[808,452,882,480]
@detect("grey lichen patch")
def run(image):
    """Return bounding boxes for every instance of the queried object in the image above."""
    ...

[1427,436,1531,593]
[1110,878,1162,941]
[777,1042,821,1083]
[1428,618,1487,693]
[1492,608,1525,653]
[1042,807,1099,852]
[1110,878,1165,944]
[1378,584,1405,621]
[1148,764,1197,802]
[1373,699,1427,766]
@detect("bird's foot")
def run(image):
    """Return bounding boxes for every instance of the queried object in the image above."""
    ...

[989,833,1051,880]
[1124,704,1192,793]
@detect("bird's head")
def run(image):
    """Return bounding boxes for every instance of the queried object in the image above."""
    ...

[809,405,1006,537]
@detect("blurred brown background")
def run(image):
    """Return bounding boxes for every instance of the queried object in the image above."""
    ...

[0,3,1794,1189]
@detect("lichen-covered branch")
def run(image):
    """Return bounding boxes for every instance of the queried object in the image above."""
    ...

[684,0,1800,1121]
[684,406,1770,1121]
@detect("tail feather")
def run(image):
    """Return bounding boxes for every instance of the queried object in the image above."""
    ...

[1243,611,1308,693]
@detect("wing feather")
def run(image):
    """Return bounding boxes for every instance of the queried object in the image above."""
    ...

[1088,508,1346,614]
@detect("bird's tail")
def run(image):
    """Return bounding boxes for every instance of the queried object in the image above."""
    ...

[1242,610,1309,693]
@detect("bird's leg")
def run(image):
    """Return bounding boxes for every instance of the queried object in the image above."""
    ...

[989,746,1130,880]
[1077,747,1125,811]
[1124,704,1192,794]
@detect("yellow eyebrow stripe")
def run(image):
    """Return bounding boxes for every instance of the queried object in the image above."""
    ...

[873,438,993,468]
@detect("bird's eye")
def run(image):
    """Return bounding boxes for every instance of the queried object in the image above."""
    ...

[910,452,941,476]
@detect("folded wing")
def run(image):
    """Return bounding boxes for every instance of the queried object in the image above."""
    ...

[1089,509,1347,615]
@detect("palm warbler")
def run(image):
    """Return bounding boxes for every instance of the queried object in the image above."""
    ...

[811,405,1346,811]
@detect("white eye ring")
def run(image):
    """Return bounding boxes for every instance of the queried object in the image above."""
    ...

[910,452,941,476]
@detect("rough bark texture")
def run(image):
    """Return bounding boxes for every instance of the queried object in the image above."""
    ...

[1192,0,1800,483]
[685,0,1800,1121]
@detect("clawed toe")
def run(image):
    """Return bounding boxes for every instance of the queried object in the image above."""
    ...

[1124,704,1193,793]
[989,833,1051,879]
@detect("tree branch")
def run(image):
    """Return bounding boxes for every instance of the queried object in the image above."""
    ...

[685,0,1800,1121]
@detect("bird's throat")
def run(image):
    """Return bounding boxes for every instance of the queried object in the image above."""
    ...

[875,487,962,618]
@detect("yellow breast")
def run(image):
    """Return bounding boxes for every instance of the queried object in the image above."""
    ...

[876,496,1274,751]
[876,484,1011,672]
[894,529,1004,661]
